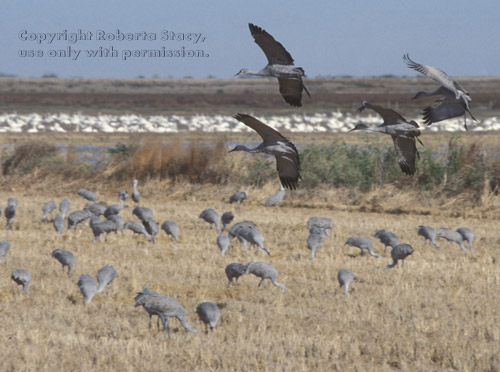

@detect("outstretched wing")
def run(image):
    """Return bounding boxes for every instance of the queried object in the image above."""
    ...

[249,23,294,66]
[278,78,304,107]
[233,113,287,143]
[391,136,418,175]
[357,101,407,124]
[403,54,458,97]
[422,98,466,125]
[275,151,301,190]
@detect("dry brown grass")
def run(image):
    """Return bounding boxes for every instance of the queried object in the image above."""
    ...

[0,184,499,372]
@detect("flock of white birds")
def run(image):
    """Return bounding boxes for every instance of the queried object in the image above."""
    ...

[1,111,499,134]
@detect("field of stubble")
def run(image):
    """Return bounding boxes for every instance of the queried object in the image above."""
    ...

[0,182,499,372]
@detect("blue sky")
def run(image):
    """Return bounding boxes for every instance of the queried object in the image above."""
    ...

[3,0,500,78]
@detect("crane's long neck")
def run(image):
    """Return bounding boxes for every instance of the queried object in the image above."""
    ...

[177,316,197,333]
[238,68,271,77]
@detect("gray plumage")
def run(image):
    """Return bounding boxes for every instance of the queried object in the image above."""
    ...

[7,197,18,208]
[231,114,301,190]
[225,262,246,286]
[134,283,161,330]
[4,204,16,230]
[78,188,98,203]
[42,200,57,221]
[196,302,221,332]
[418,225,439,247]
[307,226,328,261]
[236,23,310,107]
[307,217,333,238]
[11,268,32,294]
[436,228,466,250]
[118,190,129,201]
[233,225,270,255]
[353,102,423,175]
[161,220,179,241]
[85,202,108,216]
[67,209,92,231]
[53,215,64,235]
[217,234,231,257]
[265,184,285,207]
[220,211,235,232]
[0,240,11,264]
[457,227,474,252]
[385,243,414,271]
[337,269,354,296]
[229,189,248,208]
[96,264,118,292]
[403,54,476,129]
[107,215,124,234]
[134,287,197,334]
[59,198,70,219]
[78,264,118,304]
[124,221,152,241]
[104,199,124,218]
[199,208,221,234]
[90,216,118,243]
[142,219,158,244]
[132,179,140,204]
[244,262,287,290]
[228,220,257,247]
[51,249,76,275]
[374,229,400,253]
[345,237,380,258]
[132,206,154,222]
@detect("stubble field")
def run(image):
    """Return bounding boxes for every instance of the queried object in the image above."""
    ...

[0,181,499,372]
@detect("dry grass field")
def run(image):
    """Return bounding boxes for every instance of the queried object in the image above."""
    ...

[0,180,499,372]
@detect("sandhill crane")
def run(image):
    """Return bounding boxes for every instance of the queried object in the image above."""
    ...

[233,225,270,255]
[385,244,414,270]
[244,262,287,290]
[59,198,70,219]
[352,102,423,175]
[265,184,285,206]
[4,198,17,230]
[53,215,64,235]
[403,54,476,129]
[107,215,124,235]
[228,220,257,247]
[374,229,399,253]
[42,201,57,221]
[142,219,158,244]
[217,234,231,257]
[78,188,98,203]
[231,114,301,190]
[229,189,248,211]
[161,220,179,241]
[118,190,128,201]
[345,237,380,258]
[134,288,197,334]
[132,179,140,204]
[104,198,124,218]
[85,202,108,216]
[436,228,465,250]
[67,209,92,231]
[307,217,333,238]
[237,23,310,107]
[124,221,152,241]
[337,269,354,296]
[132,206,153,222]
[220,211,234,232]
[0,240,11,264]
[225,262,246,286]
[77,264,118,304]
[134,283,161,330]
[307,226,328,261]
[51,249,76,276]
[11,268,32,294]
[196,302,221,332]
[199,208,221,234]
[418,225,439,247]
[457,227,474,252]
[90,216,118,243]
